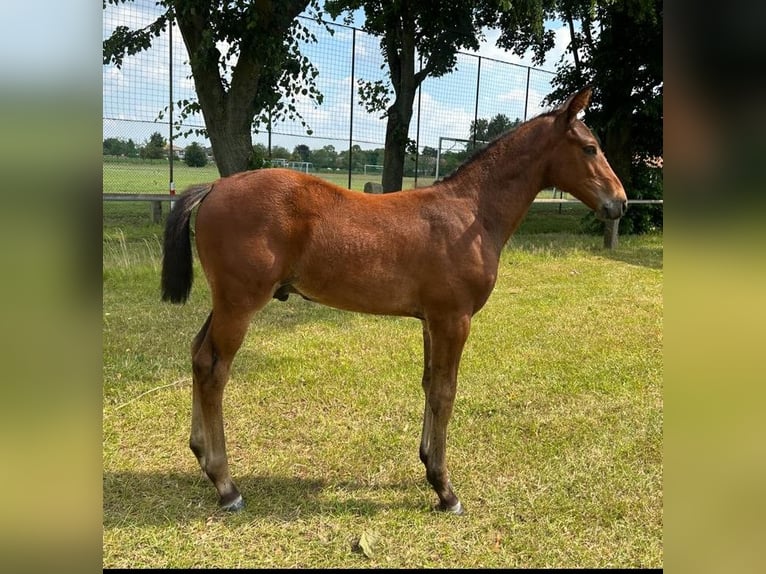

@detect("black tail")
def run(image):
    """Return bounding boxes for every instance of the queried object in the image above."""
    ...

[161,184,213,303]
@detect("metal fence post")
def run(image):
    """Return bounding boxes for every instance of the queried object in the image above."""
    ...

[168,6,175,214]
[524,66,531,121]
[472,56,481,149]
[347,27,356,190]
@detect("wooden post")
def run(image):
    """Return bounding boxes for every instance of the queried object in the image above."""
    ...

[603,218,619,249]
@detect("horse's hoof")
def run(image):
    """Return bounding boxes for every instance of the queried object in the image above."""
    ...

[220,494,245,512]
[435,500,464,515]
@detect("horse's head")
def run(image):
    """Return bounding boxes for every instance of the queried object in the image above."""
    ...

[546,87,627,220]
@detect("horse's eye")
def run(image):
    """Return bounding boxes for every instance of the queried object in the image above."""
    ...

[583,145,597,156]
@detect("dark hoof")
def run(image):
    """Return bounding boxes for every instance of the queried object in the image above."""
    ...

[435,500,464,515]
[220,494,245,512]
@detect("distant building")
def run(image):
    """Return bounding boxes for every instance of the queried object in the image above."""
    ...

[164,144,185,159]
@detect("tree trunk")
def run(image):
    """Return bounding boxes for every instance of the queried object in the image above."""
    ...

[205,118,254,177]
[381,99,413,192]
[379,7,420,193]
[603,113,633,194]
[381,65,418,192]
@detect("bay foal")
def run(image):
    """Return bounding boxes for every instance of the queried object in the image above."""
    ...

[161,87,627,514]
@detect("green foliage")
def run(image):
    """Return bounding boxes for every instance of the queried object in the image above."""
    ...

[293,144,311,163]
[249,143,269,169]
[103,137,138,157]
[356,79,391,117]
[183,142,208,167]
[439,148,469,177]
[311,145,339,170]
[468,114,521,150]
[271,146,292,161]
[496,0,662,234]
[494,0,559,67]
[140,132,166,160]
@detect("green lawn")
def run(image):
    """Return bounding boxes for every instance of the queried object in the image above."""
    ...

[103,207,662,568]
[102,157,569,196]
[102,157,419,194]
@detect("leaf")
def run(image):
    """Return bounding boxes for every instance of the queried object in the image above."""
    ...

[352,529,380,559]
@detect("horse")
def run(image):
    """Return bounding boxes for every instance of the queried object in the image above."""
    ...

[161,86,627,515]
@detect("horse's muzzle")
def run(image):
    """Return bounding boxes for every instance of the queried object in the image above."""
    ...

[598,199,628,221]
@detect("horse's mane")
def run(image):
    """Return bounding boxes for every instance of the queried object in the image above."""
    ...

[437,108,559,185]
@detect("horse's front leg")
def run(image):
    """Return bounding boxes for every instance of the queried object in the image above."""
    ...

[421,313,471,515]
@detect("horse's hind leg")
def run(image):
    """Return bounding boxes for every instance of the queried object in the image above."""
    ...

[190,301,259,511]
[189,312,213,471]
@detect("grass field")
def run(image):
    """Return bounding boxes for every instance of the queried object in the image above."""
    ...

[103,201,662,568]
[103,157,425,194]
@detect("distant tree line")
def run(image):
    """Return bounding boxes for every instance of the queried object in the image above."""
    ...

[103,136,139,158]
[250,142,448,177]
[104,113,520,177]
[103,132,207,167]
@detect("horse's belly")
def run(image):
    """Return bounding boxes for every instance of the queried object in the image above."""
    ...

[292,273,421,318]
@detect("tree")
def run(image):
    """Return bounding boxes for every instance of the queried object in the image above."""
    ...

[125,138,138,158]
[468,114,521,150]
[422,146,437,159]
[103,0,327,177]
[419,146,439,177]
[311,145,338,170]
[495,0,662,232]
[103,136,139,157]
[103,137,126,156]
[325,0,500,192]
[293,144,311,163]
[251,143,267,169]
[140,132,166,160]
[336,144,365,173]
[184,142,208,167]
[271,146,292,161]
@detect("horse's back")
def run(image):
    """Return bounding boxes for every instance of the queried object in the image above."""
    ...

[206,168,355,207]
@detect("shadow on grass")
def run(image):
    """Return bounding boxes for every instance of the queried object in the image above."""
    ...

[597,242,663,270]
[103,471,425,527]
[506,232,663,270]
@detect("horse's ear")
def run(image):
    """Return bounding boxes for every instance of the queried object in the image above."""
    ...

[557,86,592,127]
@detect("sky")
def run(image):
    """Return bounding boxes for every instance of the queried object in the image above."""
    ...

[102,1,574,156]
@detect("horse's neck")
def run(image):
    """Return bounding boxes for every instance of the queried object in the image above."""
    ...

[445,122,552,249]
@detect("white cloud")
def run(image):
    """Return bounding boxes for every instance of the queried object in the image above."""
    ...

[468,22,573,72]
